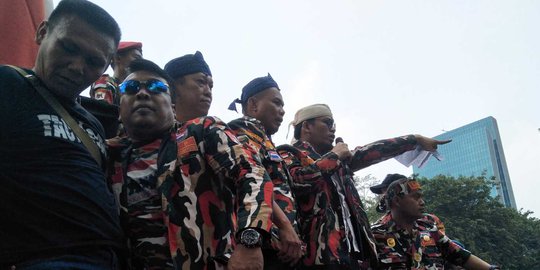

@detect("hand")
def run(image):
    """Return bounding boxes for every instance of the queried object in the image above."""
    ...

[331,142,352,161]
[415,134,452,152]
[228,244,263,270]
[276,224,303,266]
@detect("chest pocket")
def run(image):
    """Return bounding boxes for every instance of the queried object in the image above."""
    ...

[420,233,441,257]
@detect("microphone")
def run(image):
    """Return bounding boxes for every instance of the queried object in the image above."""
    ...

[335,137,344,144]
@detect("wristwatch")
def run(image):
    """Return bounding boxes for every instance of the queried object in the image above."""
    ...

[237,228,262,248]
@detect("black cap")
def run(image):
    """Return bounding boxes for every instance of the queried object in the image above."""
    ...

[164,51,212,79]
[228,73,280,112]
[370,173,408,194]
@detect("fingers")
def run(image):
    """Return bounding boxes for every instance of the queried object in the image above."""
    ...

[277,241,303,265]
[416,135,452,151]
[435,139,452,145]
[270,240,280,251]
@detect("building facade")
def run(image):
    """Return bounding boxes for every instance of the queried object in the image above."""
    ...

[413,116,517,208]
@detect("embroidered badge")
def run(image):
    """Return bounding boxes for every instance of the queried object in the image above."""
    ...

[421,234,435,246]
[178,136,198,157]
[268,150,282,162]
[407,181,421,191]
[387,237,396,248]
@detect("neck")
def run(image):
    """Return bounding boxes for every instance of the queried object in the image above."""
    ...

[306,140,329,155]
[127,127,168,144]
[391,210,416,230]
[314,145,330,155]
[176,107,205,123]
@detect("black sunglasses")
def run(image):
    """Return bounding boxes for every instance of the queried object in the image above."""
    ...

[119,79,169,95]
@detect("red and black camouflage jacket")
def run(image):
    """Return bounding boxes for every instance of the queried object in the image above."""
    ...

[371,213,470,269]
[277,135,418,269]
[228,117,298,247]
[109,116,274,270]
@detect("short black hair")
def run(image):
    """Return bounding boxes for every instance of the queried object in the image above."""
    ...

[127,59,175,92]
[293,119,315,140]
[48,0,121,47]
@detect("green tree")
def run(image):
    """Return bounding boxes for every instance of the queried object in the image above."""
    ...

[354,174,385,222]
[418,175,540,269]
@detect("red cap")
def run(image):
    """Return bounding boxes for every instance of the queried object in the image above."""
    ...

[117,41,142,53]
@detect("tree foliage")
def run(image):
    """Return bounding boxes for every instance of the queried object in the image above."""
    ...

[354,174,385,222]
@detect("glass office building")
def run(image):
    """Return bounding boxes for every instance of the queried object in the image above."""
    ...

[413,116,517,208]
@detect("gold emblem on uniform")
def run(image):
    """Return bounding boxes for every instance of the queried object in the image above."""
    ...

[414,253,422,262]
[387,237,396,248]
[423,235,430,242]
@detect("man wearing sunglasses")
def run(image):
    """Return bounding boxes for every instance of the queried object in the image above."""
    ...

[107,58,176,269]
[0,0,123,268]
[228,74,304,269]
[162,52,274,270]
[277,104,451,270]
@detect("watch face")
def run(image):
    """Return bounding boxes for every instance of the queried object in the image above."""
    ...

[241,229,261,247]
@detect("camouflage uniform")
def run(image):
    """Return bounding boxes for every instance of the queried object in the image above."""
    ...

[108,135,174,269]
[370,213,471,270]
[166,116,273,269]
[277,135,418,269]
[228,117,297,246]
[374,213,446,234]
[109,116,274,270]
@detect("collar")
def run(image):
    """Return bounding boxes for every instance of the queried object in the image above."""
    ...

[292,140,322,158]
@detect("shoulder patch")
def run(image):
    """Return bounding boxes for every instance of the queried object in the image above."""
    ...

[178,136,198,157]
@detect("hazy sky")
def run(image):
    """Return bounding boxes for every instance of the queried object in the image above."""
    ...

[62,0,539,217]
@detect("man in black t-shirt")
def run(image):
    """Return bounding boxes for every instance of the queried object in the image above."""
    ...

[0,0,124,269]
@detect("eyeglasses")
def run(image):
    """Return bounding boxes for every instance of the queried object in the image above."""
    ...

[318,118,336,130]
[119,79,169,95]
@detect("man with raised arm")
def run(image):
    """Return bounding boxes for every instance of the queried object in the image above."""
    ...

[277,104,450,270]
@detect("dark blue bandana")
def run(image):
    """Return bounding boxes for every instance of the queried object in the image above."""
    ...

[228,73,279,112]
[164,51,212,79]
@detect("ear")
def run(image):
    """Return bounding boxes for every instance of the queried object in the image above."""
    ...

[302,120,313,134]
[111,53,121,66]
[35,21,48,45]
[247,97,258,113]
[392,196,401,208]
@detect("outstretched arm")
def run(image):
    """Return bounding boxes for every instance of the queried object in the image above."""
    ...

[463,254,498,270]
[414,134,452,151]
